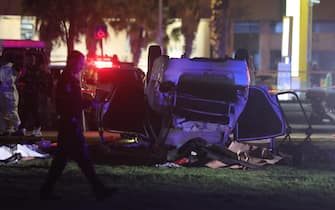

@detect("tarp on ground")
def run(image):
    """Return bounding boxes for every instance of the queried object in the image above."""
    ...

[0,144,49,163]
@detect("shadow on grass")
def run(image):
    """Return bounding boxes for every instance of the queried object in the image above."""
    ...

[1,139,335,210]
[0,164,334,210]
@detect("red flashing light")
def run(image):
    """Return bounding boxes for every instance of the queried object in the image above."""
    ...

[94,60,113,68]
[86,55,121,69]
[95,30,107,39]
[95,25,108,40]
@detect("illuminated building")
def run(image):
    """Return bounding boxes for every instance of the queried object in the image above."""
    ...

[1,0,335,88]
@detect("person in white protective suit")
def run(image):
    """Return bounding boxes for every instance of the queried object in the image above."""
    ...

[0,56,21,136]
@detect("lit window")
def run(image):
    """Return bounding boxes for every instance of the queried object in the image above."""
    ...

[20,16,35,39]
[234,21,260,33]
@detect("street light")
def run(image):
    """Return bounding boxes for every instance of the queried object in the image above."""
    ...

[307,0,320,85]
[283,0,320,89]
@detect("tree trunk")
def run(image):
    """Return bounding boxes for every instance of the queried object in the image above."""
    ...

[182,18,198,58]
[85,26,97,57]
[130,27,144,66]
[68,21,75,56]
[210,0,230,58]
[38,24,53,63]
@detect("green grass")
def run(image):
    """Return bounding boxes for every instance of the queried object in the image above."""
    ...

[1,139,334,209]
[1,158,335,210]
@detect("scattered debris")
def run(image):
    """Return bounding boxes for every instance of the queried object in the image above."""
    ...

[164,138,283,169]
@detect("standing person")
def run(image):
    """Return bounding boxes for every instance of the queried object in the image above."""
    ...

[0,55,21,136]
[15,54,48,136]
[40,50,115,200]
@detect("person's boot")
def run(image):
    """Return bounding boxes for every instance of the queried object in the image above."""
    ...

[12,128,26,136]
[6,126,16,136]
[32,127,42,137]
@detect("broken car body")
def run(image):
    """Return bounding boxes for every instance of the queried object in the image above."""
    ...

[84,45,287,148]
[145,55,250,146]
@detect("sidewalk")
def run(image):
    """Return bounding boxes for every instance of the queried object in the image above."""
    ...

[0,130,334,146]
[0,130,121,145]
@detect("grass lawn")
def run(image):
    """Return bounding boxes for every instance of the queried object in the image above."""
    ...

[1,142,335,210]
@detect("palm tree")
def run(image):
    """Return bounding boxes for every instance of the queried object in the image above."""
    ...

[22,0,96,58]
[22,0,206,64]
[104,0,158,65]
[167,0,206,58]
[210,0,231,58]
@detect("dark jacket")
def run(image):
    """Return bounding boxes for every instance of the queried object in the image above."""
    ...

[18,65,50,95]
[56,70,91,125]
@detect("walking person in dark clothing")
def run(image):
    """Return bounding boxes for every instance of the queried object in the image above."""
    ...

[40,50,115,200]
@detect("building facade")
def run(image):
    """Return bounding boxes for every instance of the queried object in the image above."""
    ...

[1,0,335,87]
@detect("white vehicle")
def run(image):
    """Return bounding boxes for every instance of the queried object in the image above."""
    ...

[92,45,286,148]
[145,49,250,147]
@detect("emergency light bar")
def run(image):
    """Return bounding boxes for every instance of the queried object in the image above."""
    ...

[0,39,45,48]
[94,60,114,68]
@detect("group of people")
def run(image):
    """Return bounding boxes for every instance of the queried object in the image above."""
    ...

[2,50,114,200]
[0,52,50,137]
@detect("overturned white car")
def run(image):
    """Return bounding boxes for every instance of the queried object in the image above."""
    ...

[92,45,286,148]
[145,50,250,147]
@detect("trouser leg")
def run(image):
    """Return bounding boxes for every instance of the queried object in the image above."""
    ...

[40,148,67,194]
[31,94,41,128]
[0,113,5,133]
[72,144,104,192]
[19,93,31,130]
[3,92,20,132]
[0,94,7,132]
